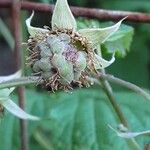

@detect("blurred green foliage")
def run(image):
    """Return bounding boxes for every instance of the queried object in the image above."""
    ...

[1,89,150,149]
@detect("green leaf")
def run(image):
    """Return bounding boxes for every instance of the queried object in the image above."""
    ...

[0,114,15,150]
[1,88,150,149]
[31,89,150,149]
[0,90,41,150]
[101,24,134,57]
[41,89,150,150]
[77,18,101,29]
[78,18,125,47]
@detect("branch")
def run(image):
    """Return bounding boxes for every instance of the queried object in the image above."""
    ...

[100,73,150,101]
[0,77,43,89]
[0,0,150,23]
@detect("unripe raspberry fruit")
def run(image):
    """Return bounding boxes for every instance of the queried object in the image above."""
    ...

[27,30,92,91]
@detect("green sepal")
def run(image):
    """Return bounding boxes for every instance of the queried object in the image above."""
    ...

[51,0,77,30]
[26,11,49,37]
[78,18,126,47]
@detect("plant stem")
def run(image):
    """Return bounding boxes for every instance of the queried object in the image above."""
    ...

[99,73,150,101]
[99,70,141,150]
[1,73,149,103]
[0,77,42,89]
[100,71,128,127]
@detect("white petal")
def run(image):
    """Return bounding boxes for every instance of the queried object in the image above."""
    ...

[108,125,150,139]
[0,70,21,83]
[2,99,40,120]
[26,11,49,37]
[94,53,115,69]
[78,17,126,47]
[52,0,77,30]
